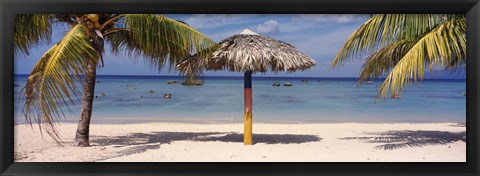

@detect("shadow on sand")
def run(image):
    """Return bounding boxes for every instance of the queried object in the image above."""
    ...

[196,133,322,144]
[90,132,321,157]
[341,130,466,150]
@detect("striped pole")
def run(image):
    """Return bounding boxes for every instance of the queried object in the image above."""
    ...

[244,70,253,145]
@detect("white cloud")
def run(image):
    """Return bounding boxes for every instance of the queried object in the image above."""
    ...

[209,29,241,41]
[184,14,228,29]
[293,14,368,24]
[183,14,259,30]
[255,20,280,35]
[280,26,359,56]
[273,15,367,34]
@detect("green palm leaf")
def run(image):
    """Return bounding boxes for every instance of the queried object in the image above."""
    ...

[107,14,217,71]
[379,18,466,97]
[358,40,417,84]
[14,14,52,55]
[331,14,464,67]
[22,24,99,143]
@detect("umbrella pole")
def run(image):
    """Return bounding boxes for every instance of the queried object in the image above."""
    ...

[244,71,253,145]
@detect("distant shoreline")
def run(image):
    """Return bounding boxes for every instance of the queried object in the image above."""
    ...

[14,117,467,125]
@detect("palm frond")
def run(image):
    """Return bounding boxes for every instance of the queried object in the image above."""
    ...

[357,40,417,84]
[331,14,464,68]
[378,18,466,97]
[177,56,206,78]
[176,44,220,77]
[22,25,99,143]
[107,14,217,71]
[14,14,52,55]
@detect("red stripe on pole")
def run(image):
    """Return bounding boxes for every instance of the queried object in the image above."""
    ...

[244,88,252,112]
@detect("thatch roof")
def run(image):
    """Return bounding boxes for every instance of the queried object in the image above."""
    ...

[178,29,316,73]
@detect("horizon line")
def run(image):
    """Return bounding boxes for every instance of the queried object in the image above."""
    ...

[13,74,466,80]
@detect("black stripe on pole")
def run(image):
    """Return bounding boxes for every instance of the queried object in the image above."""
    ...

[244,71,252,88]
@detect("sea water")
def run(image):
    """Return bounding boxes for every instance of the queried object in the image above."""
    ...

[13,75,466,124]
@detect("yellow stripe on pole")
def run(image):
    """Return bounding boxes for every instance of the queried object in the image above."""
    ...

[244,111,253,145]
[244,71,253,145]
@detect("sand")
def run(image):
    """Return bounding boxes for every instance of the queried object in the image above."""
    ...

[14,122,466,162]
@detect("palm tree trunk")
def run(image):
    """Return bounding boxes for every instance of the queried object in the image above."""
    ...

[244,71,253,145]
[75,60,97,147]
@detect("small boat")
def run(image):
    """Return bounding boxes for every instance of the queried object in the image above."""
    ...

[284,82,293,86]
[365,81,373,84]
[272,82,281,86]
[164,94,172,98]
[167,80,180,84]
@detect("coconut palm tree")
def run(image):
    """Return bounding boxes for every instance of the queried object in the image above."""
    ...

[331,14,466,97]
[15,14,216,146]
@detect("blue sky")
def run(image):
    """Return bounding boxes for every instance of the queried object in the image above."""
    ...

[14,14,465,78]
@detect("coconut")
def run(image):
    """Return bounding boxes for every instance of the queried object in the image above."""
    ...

[86,22,94,30]
[87,14,99,22]
[94,21,101,29]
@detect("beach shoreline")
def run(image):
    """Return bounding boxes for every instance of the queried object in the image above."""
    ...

[14,122,466,162]
[14,116,467,125]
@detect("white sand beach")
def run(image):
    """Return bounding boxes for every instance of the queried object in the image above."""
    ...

[14,122,466,162]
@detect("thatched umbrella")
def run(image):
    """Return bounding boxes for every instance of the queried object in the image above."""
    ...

[179,29,316,145]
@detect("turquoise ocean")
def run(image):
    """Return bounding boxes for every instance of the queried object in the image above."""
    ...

[14,75,466,124]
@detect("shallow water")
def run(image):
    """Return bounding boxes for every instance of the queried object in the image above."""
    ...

[14,75,466,124]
